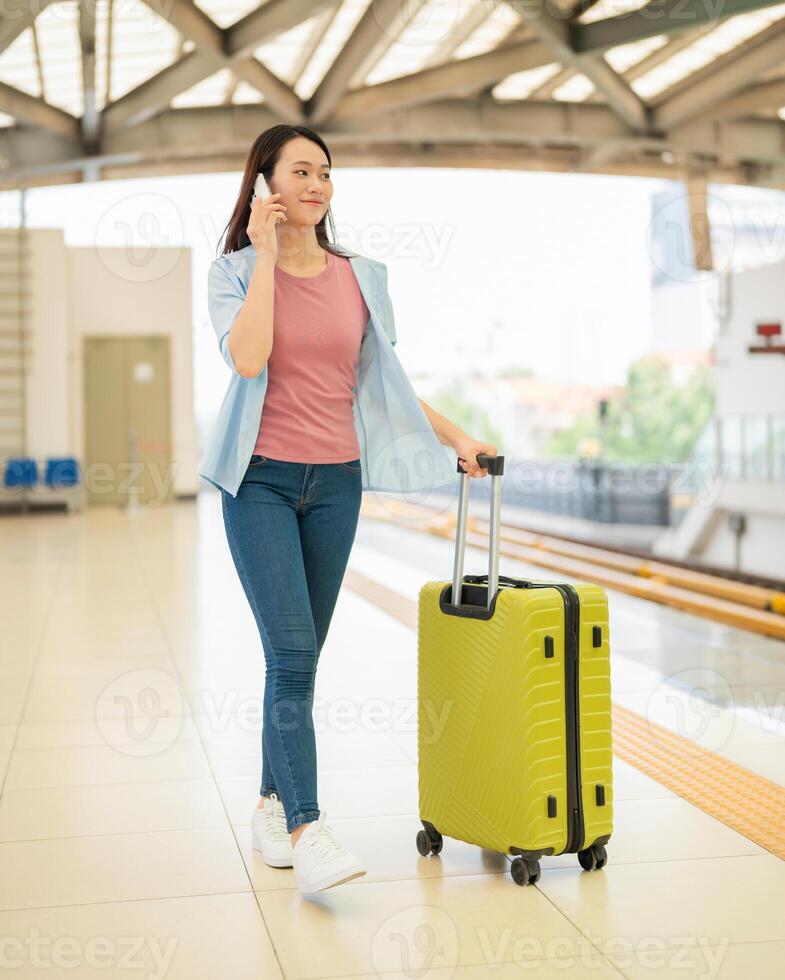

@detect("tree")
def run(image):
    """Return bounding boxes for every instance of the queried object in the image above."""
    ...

[544,357,714,463]
[429,389,504,450]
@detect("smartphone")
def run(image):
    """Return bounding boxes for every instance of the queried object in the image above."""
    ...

[251,173,271,204]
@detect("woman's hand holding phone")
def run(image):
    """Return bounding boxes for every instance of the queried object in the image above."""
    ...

[247,175,287,260]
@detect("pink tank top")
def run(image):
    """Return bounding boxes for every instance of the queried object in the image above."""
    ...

[253,249,370,462]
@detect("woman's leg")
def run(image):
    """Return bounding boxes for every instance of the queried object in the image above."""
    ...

[254,461,362,817]
[255,463,361,803]
[220,487,280,802]
[288,461,363,844]
[221,470,321,834]
[298,461,363,660]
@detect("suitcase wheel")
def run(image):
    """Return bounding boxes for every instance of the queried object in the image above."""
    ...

[578,843,608,871]
[510,857,541,886]
[416,827,443,856]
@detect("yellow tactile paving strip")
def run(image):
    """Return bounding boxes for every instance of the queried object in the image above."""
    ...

[344,566,785,863]
[612,703,785,861]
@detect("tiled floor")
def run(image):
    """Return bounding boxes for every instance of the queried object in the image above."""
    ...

[1,494,785,978]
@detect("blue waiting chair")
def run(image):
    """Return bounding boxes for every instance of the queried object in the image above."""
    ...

[4,457,38,488]
[44,457,80,487]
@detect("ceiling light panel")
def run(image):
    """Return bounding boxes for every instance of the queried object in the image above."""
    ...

[453,2,521,60]
[0,25,42,99]
[106,0,180,103]
[195,0,261,30]
[493,62,563,99]
[633,3,785,98]
[293,1,371,99]
[171,67,236,108]
[364,0,479,86]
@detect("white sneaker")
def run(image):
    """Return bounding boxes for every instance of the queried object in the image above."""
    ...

[292,810,366,895]
[251,793,293,868]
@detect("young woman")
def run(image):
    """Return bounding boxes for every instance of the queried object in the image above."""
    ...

[207,124,496,896]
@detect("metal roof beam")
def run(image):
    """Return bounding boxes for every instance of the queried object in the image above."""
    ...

[5,98,785,187]
[325,39,557,123]
[422,0,500,69]
[99,98,785,166]
[0,80,80,141]
[503,0,650,130]
[653,19,785,127]
[542,23,715,102]
[576,0,785,53]
[0,0,56,55]
[308,0,418,124]
[707,76,785,117]
[78,0,99,147]
[103,50,222,130]
[112,0,339,129]
[226,0,337,58]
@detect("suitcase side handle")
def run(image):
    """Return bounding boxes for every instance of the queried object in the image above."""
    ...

[464,573,535,588]
[451,453,505,611]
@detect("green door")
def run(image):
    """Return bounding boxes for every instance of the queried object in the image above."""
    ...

[83,336,172,505]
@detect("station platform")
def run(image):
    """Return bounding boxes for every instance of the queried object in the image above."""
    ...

[1,495,784,978]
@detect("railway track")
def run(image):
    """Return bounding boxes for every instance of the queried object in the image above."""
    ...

[360,498,785,642]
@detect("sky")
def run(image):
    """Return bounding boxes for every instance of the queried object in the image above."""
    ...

[3,165,668,432]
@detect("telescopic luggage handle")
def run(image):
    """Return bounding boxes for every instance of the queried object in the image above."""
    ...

[451,453,505,611]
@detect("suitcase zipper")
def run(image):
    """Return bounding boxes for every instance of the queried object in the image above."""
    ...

[462,574,585,853]
[553,583,584,854]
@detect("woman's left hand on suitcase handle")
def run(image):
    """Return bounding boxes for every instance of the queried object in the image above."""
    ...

[455,438,498,478]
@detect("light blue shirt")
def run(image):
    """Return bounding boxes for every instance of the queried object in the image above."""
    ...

[198,243,460,497]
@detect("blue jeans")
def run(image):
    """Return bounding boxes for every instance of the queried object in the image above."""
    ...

[221,454,363,833]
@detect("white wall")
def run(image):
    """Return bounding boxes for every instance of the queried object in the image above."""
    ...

[702,482,785,577]
[710,258,785,577]
[24,229,198,498]
[715,257,785,416]
[656,258,785,579]
[650,276,716,352]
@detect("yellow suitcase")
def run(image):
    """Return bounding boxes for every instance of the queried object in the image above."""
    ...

[416,453,613,886]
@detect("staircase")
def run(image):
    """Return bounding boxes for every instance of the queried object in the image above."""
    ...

[0,228,29,483]
[654,412,785,565]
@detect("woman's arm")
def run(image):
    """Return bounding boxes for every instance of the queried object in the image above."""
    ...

[418,398,498,478]
[386,272,496,477]
[227,255,277,378]
[207,255,277,378]
[418,398,463,448]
